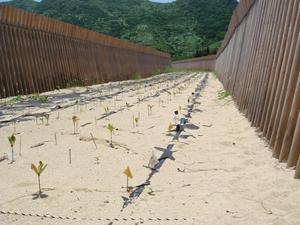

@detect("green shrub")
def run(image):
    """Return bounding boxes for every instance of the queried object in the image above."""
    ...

[217,90,230,100]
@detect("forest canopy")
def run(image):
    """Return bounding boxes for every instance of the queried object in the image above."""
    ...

[2,0,238,60]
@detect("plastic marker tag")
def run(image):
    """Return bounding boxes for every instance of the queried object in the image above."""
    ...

[124,166,133,179]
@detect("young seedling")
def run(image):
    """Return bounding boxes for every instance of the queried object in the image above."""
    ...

[107,123,116,147]
[72,116,79,134]
[104,106,110,114]
[95,156,100,165]
[40,116,44,125]
[148,105,154,116]
[8,134,16,163]
[44,114,50,125]
[134,117,139,127]
[31,161,47,197]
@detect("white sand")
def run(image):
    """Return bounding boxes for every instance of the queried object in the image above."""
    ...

[0,72,299,225]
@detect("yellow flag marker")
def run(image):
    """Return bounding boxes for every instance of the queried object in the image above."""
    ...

[168,122,174,132]
[124,166,133,179]
[123,166,133,192]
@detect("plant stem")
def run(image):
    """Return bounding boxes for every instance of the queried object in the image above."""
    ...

[38,175,41,197]
[11,147,14,162]
[110,132,112,146]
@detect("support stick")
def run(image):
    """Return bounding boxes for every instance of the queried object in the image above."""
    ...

[132,115,135,128]
[69,149,72,164]
[54,132,57,145]
[90,133,97,149]
[19,135,22,156]
[13,121,16,133]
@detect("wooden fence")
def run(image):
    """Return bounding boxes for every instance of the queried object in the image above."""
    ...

[0,6,170,98]
[216,0,300,179]
[172,55,216,71]
[173,0,300,179]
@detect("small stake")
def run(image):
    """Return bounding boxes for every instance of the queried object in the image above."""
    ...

[132,115,135,128]
[19,135,22,156]
[90,133,97,149]
[56,111,60,120]
[13,120,16,134]
[54,132,57,145]
[69,149,72,164]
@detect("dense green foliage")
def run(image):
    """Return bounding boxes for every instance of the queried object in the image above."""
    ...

[3,0,237,60]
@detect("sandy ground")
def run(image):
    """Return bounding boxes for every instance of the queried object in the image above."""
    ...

[0,72,299,225]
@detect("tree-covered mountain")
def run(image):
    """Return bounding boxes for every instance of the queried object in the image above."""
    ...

[2,0,237,60]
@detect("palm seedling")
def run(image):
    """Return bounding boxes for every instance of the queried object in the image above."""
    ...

[72,116,79,134]
[134,117,139,127]
[8,134,16,162]
[44,114,50,125]
[107,123,116,147]
[104,106,110,114]
[31,161,47,197]
[40,116,44,125]
[148,105,154,116]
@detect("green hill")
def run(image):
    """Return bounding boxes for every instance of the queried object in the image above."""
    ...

[2,0,237,60]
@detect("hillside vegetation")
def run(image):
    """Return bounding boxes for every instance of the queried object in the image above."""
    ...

[3,0,237,60]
